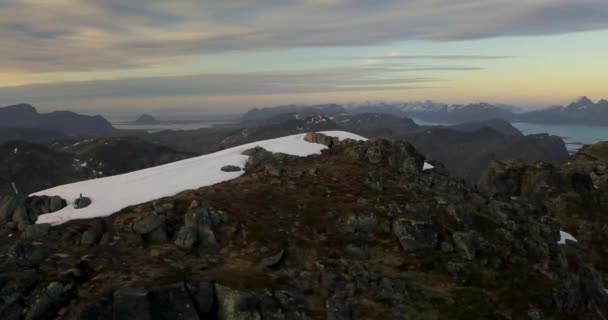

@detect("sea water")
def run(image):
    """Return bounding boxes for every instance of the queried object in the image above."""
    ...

[512,122,608,153]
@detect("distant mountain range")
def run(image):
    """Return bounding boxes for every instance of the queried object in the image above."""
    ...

[0,104,115,136]
[242,97,607,126]
[518,96,608,126]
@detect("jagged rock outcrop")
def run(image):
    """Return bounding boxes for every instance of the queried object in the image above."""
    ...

[0,137,607,319]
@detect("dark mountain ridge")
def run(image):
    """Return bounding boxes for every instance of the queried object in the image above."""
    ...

[518,96,608,126]
[0,104,115,136]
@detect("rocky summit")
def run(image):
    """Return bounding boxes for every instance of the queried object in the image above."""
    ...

[0,133,607,319]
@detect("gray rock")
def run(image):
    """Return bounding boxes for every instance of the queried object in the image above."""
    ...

[11,205,30,230]
[245,148,274,170]
[215,284,262,320]
[81,229,100,246]
[25,282,69,320]
[143,226,168,243]
[148,282,199,320]
[174,226,199,250]
[185,282,215,315]
[392,219,438,252]
[337,213,377,233]
[261,249,285,268]
[185,202,227,229]
[265,165,283,177]
[74,197,92,209]
[113,287,151,320]
[48,196,66,212]
[0,280,26,320]
[7,240,48,267]
[23,224,51,240]
[222,165,242,172]
[0,196,17,222]
[132,213,165,235]
[452,231,480,260]
[199,226,218,247]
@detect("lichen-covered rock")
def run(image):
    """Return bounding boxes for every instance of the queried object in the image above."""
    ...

[215,285,262,320]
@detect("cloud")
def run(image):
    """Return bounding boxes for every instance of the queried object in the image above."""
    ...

[0,0,607,72]
[0,65,447,104]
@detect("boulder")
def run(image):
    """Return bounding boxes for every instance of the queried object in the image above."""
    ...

[143,227,168,244]
[337,213,377,233]
[7,240,48,267]
[0,196,17,222]
[11,205,30,231]
[392,219,438,252]
[132,213,165,235]
[260,249,285,269]
[304,132,339,147]
[81,229,100,246]
[23,224,51,240]
[25,282,70,320]
[74,197,92,209]
[265,164,282,177]
[148,282,199,320]
[113,287,151,320]
[221,165,242,172]
[215,284,262,320]
[48,196,66,212]
[185,282,215,316]
[174,226,199,250]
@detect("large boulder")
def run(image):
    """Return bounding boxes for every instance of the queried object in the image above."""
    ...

[113,287,151,320]
[148,283,200,319]
[304,132,339,147]
[25,282,70,320]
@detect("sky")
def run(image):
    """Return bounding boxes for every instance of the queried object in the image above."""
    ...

[1,0,607,115]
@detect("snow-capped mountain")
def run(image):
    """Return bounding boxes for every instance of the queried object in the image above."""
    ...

[519,96,608,126]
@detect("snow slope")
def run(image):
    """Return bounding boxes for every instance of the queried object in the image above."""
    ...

[33,131,435,225]
[32,132,366,225]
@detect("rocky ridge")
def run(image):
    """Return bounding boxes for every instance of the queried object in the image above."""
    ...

[0,133,606,319]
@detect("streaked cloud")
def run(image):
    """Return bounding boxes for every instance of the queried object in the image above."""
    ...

[0,65,448,103]
[0,0,607,72]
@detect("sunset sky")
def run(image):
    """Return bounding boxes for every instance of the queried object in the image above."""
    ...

[1,0,607,114]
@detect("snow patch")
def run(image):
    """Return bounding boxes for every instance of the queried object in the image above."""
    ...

[558,230,577,245]
[32,131,365,225]
[13,148,18,154]
[33,131,435,226]
[423,163,435,171]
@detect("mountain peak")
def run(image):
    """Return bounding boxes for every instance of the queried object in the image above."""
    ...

[2,103,38,114]
[573,96,593,105]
